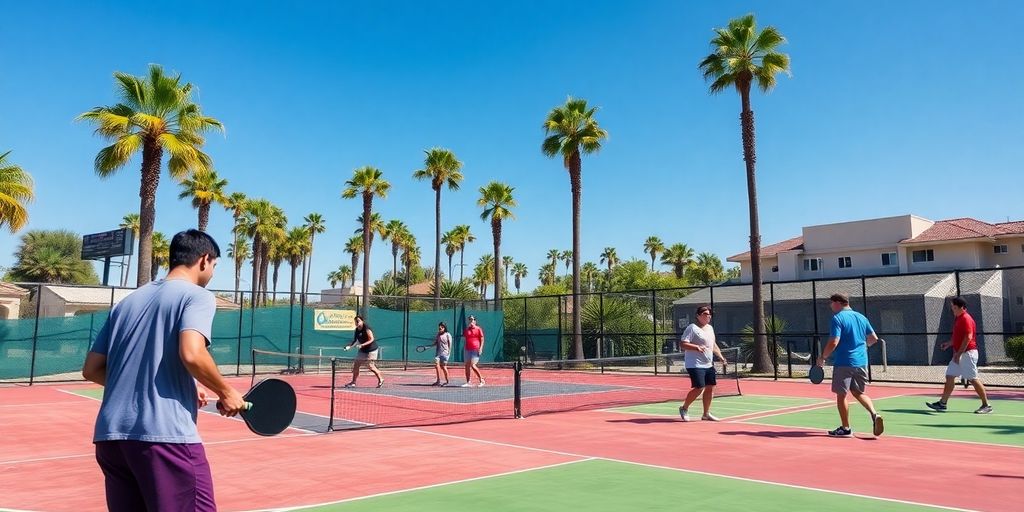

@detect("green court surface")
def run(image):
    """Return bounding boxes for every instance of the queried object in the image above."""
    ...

[748,396,1024,446]
[609,395,825,419]
[294,458,942,512]
[74,388,103,400]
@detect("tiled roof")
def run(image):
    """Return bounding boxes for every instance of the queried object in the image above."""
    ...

[44,286,135,305]
[0,282,29,296]
[905,218,1024,243]
[728,236,804,261]
[407,280,434,296]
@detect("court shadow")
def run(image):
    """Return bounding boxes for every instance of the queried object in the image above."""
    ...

[980,474,1024,480]
[606,418,681,425]
[924,424,1024,436]
[882,408,939,416]
[718,430,822,439]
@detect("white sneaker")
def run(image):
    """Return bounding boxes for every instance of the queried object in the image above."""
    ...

[343,382,356,388]
[478,379,486,387]
[459,382,472,388]
[702,413,720,422]
[678,406,690,422]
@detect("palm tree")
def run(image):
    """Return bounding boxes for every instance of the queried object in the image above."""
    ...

[177,169,228,232]
[243,199,286,306]
[689,252,726,286]
[473,254,495,298]
[301,213,326,300]
[268,235,286,302]
[413,148,464,307]
[543,97,608,359]
[226,233,250,302]
[560,250,572,274]
[441,228,458,280]
[284,226,311,305]
[700,14,790,373]
[223,192,248,297]
[328,264,352,288]
[661,243,695,279]
[644,236,665,272]
[8,230,99,284]
[344,235,363,289]
[0,151,34,234]
[382,219,410,278]
[118,213,140,286]
[511,262,528,293]
[78,64,223,286]
[538,263,555,287]
[453,224,475,282]
[151,232,171,281]
[546,249,560,277]
[400,235,420,281]
[581,262,600,292]
[600,247,619,271]
[502,255,514,285]
[477,182,516,306]
[342,166,391,316]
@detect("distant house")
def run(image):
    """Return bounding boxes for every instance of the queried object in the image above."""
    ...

[0,283,29,320]
[320,282,372,305]
[38,285,242,317]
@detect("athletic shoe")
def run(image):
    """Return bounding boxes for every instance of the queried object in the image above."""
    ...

[343,382,356,388]
[975,405,993,414]
[441,382,448,387]
[376,380,384,388]
[459,382,472,388]
[925,401,947,412]
[478,379,486,387]
[872,414,885,436]
[678,406,690,422]
[702,413,721,422]
[431,381,441,387]
[828,426,853,437]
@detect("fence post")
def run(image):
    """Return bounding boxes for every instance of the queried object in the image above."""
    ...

[298,290,307,358]
[651,289,658,376]
[522,296,528,361]
[811,279,819,379]
[236,291,245,376]
[861,276,871,381]
[598,293,604,358]
[557,296,563,360]
[29,285,42,385]
[770,282,777,381]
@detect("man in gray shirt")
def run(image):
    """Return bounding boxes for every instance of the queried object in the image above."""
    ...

[82,229,245,511]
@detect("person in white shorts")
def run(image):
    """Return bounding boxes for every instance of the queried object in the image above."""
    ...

[343,315,384,388]
[926,297,992,414]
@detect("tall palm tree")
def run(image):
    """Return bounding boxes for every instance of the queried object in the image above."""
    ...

[511,262,528,293]
[223,192,248,298]
[151,232,170,281]
[453,224,475,282]
[546,249,560,277]
[0,151,34,234]
[413,148,463,307]
[538,263,555,287]
[284,226,311,305]
[661,243,695,279]
[382,219,410,278]
[243,199,286,306]
[581,262,600,292]
[301,213,326,300]
[700,13,790,373]
[543,97,607,359]
[560,250,572,274]
[644,236,665,272]
[328,264,352,288]
[78,64,223,286]
[477,182,516,307]
[268,234,287,302]
[600,247,619,271]
[118,213,140,286]
[441,228,458,280]
[177,169,228,232]
[342,166,391,316]
[502,255,514,285]
[344,235,363,289]
[473,254,495,299]
[226,233,250,302]
[400,235,420,281]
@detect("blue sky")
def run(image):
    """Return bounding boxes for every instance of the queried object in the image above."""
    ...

[1,0,1021,294]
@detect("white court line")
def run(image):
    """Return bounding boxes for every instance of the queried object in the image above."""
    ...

[745,420,1024,451]
[0,400,97,408]
[395,428,976,512]
[238,458,595,512]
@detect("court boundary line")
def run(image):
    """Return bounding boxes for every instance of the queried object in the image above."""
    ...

[399,427,977,512]
[743,419,1024,450]
[238,458,595,512]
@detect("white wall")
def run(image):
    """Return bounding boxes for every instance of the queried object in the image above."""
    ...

[802,215,925,252]
[905,242,982,273]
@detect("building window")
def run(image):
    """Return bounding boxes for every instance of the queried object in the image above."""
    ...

[1018,323,1024,333]
[771,265,779,273]
[1017,296,1023,306]
[838,256,852,268]
[803,258,822,271]
[881,252,898,266]
[912,249,934,262]
[994,245,1008,254]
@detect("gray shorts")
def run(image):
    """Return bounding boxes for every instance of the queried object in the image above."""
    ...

[831,366,868,395]
[355,349,379,362]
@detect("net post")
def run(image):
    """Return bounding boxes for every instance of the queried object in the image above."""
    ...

[28,285,41,385]
[513,361,522,418]
[328,358,337,432]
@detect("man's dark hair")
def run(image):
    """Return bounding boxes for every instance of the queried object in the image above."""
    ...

[951,296,968,309]
[169,229,221,269]
[829,293,850,305]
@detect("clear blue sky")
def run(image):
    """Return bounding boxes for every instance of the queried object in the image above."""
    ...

[1,0,1021,293]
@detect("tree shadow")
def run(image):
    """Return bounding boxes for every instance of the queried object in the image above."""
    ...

[883,408,941,416]
[606,418,681,425]
[980,474,1024,480]
[924,424,1024,436]
[719,430,879,441]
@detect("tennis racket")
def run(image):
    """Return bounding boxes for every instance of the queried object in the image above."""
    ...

[808,365,825,385]
[416,345,431,353]
[219,378,296,436]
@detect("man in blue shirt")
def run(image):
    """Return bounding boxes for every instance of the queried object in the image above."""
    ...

[82,230,246,511]
[817,293,884,438]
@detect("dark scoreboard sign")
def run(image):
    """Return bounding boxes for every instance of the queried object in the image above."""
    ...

[81,228,135,259]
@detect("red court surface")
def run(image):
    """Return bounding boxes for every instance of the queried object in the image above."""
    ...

[1,378,1020,511]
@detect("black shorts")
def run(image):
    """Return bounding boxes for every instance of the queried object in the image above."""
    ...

[686,366,717,388]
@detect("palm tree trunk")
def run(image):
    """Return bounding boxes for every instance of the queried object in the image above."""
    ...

[361,194,372,317]
[492,218,502,309]
[304,232,316,300]
[433,187,442,308]
[198,203,210,232]
[569,153,584,360]
[272,260,281,303]
[447,253,453,283]
[351,252,359,289]
[136,142,161,287]
[234,256,242,304]
[459,249,465,282]
[289,262,298,306]
[251,235,261,307]
[391,244,399,280]
[650,254,656,271]
[260,245,270,306]
[740,87,772,373]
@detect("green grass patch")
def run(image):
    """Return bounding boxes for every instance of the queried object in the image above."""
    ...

[747,395,1024,446]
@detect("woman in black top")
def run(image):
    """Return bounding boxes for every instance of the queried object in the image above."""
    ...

[343,315,384,388]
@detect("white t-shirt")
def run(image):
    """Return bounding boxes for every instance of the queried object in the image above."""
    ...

[680,323,715,369]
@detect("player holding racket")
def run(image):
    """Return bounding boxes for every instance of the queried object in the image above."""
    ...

[677,305,728,422]
[818,293,883,437]
[418,322,452,386]
[343,315,384,388]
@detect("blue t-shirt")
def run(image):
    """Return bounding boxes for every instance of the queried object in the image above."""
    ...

[90,279,217,443]
[829,308,874,368]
